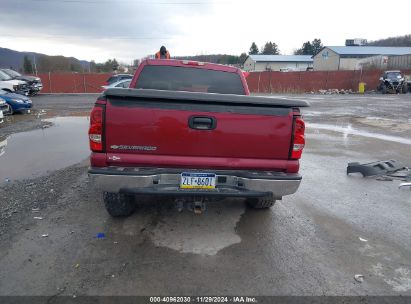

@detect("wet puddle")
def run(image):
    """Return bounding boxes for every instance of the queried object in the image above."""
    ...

[0,116,90,182]
[307,123,411,145]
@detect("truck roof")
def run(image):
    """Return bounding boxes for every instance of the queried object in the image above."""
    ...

[143,59,241,74]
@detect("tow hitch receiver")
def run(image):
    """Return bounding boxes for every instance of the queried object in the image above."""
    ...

[175,198,207,214]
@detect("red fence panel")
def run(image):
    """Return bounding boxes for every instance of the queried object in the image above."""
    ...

[37,73,112,93]
[33,70,411,94]
[247,69,411,93]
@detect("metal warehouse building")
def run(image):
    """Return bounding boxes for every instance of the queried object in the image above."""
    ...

[243,55,313,72]
[313,46,411,71]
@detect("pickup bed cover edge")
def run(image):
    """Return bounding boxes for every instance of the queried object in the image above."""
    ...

[102,88,310,108]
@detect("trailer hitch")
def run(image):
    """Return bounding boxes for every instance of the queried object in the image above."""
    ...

[175,198,207,214]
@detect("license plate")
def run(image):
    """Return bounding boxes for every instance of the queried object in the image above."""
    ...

[180,172,216,189]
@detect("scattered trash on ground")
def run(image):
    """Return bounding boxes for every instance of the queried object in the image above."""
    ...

[33,217,43,220]
[113,241,118,244]
[96,232,105,239]
[74,263,80,269]
[41,234,49,237]
[32,208,40,213]
[316,89,354,95]
[37,110,47,119]
[359,237,368,242]
[376,176,394,181]
[354,274,364,283]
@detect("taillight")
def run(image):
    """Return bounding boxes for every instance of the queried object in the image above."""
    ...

[291,116,305,159]
[89,105,104,152]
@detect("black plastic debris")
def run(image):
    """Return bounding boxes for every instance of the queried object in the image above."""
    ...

[347,160,405,177]
[399,182,411,190]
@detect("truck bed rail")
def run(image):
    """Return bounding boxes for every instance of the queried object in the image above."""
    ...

[102,88,310,108]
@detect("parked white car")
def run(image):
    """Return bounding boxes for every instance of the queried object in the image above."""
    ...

[101,79,131,90]
[0,70,29,95]
[0,110,3,124]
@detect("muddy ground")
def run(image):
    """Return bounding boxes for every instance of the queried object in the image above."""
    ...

[0,93,410,298]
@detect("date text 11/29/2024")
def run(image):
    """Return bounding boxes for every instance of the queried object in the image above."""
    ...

[150,296,257,303]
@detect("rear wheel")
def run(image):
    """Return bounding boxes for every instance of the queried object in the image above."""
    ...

[246,196,276,209]
[103,192,136,217]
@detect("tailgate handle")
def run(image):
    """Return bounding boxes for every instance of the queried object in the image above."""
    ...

[189,116,216,130]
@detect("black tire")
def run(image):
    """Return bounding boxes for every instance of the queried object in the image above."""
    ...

[103,192,136,217]
[246,196,276,209]
[381,85,387,94]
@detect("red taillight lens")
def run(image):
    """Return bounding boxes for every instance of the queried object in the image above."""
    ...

[291,116,305,159]
[89,106,104,152]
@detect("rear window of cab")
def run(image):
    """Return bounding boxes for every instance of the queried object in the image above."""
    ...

[135,65,245,95]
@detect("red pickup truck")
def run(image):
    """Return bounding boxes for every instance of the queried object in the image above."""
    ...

[88,59,308,216]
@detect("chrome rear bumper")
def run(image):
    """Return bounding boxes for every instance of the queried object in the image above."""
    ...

[88,167,302,199]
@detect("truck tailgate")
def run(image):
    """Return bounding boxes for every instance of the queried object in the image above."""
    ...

[102,89,308,170]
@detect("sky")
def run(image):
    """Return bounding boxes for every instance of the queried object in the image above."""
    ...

[1,0,411,64]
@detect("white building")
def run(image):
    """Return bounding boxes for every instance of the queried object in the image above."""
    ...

[243,55,313,72]
[313,46,411,71]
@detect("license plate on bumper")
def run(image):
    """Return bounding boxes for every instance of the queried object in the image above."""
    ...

[180,172,216,189]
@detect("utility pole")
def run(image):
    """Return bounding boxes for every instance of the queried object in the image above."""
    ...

[33,55,38,76]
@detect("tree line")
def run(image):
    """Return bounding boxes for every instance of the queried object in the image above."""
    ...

[367,34,411,47]
[23,56,124,74]
[177,39,324,67]
[248,39,323,56]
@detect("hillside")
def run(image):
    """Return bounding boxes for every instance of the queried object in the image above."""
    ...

[367,34,411,47]
[0,47,90,73]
